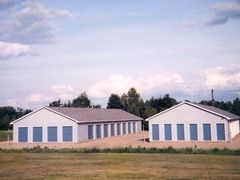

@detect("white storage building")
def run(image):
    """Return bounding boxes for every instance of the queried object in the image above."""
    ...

[10,107,142,143]
[147,101,240,142]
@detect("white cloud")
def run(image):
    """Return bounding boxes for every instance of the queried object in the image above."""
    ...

[88,73,188,98]
[204,65,240,91]
[0,1,72,44]
[3,65,240,109]
[51,84,73,94]
[26,94,43,103]
[50,84,76,100]
[88,74,137,98]
[0,41,30,59]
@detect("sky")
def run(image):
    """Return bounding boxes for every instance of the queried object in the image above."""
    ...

[0,0,240,109]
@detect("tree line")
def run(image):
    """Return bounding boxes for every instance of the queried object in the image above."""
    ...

[0,87,239,130]
[0,107,32,130]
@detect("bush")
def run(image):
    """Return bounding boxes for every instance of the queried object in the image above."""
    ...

[0,146,239,155]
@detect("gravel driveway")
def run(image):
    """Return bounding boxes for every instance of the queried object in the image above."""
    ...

[0,131,240,149]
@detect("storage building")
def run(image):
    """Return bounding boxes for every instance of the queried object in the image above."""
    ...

[147,101,240,142]
[10,107,142,143]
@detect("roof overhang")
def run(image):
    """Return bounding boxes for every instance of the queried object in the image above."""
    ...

[78,118,143,124]
[228,117,240,122]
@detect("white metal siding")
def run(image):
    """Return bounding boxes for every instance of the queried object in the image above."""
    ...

[229,120,240,139]
[149,104,229,142]
[136,121,142,132]
[13,108,78,143]
[78,124,88,142]
[77,120,142,142]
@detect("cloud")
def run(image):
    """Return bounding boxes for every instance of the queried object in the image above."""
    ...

[214,1,240,18]
[203,1,240,27]
[0,0,15,11]
[187,1,240,28]
[26,94,43,103]
[204,16,229,27]
[3,64,240,109]
[0,1,72,44]
[0,41,30,59]
[88,73,189,99]
[50,84,76,100]
[51,84,74,94]
[203,65,240,91]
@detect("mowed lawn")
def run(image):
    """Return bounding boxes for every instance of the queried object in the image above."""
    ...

[0,153,240,179]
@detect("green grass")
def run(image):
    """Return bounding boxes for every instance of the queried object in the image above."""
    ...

[0,130,12,142]
[0,152,239,179]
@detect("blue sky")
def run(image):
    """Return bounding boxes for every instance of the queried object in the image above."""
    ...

[0,0,240,109]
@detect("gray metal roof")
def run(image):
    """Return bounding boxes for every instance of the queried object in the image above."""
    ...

[193,103,240,120]
[48,107,143,123]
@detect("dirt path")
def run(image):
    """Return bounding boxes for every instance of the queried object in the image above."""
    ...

[0,131,240,149]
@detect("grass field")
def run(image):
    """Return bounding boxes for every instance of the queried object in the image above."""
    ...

[0,153,239,179]
[0,130,12,142]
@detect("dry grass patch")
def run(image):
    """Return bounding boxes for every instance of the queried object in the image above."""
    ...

[0,153,240,179]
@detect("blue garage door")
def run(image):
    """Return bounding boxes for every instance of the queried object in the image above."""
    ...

[217,123,225,140]
[88,125,93,139]
[18,127,28,142]
[190,124,198,141]
[96,125,101,138]
[164,124,172,140]
[122,123,126,134]
[128,122,131,134]
[203,124,211,141]
[63,126,73,142]
[177,124,185,140]
[152,124,159,140]
[33,127,42,142]
[104,124,108,137]
[133,122,136,133]
[117,123,121,135]
[111,124,115,136]
[48,127,57,142]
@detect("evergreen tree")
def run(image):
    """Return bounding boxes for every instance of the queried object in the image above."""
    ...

[49,99,61,107]
[107,94,122,109]
[120,93,128,111]
[72,92,91,107]
[126,88,142,116]
[231,97,240,115]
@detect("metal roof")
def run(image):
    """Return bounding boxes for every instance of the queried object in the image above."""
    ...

[194,103,240,120]
[48,107,143,123]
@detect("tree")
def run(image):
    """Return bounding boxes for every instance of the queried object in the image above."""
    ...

[125,87,143,116]
[144,106,158,118]
[0,106,31,130]
[63,100,71,107]
[147,94,178,112]
[107,94,122,109]
[49,99,61,107]
[120,93,128,111]
[162,94,178,109]
[127,88,140,104]
[72,92,91,107]
[231,97,240,115]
